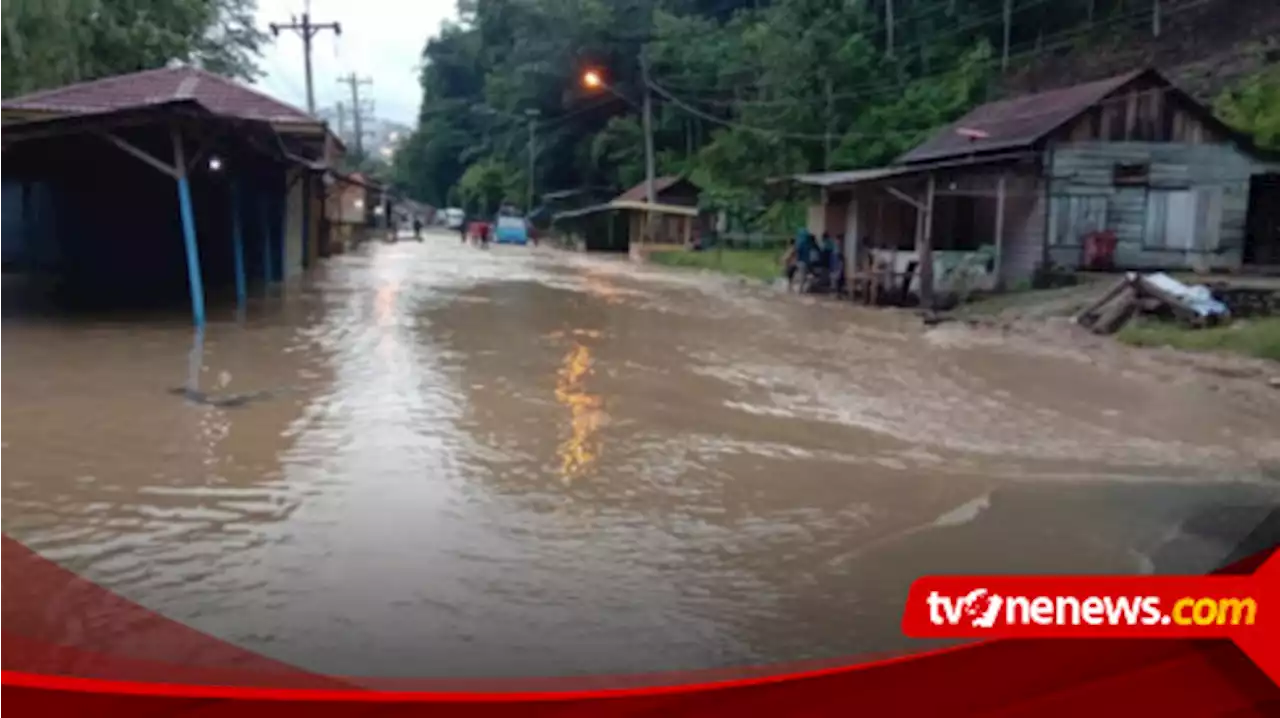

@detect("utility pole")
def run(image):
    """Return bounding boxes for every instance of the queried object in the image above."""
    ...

[525,109,540,213]
[1001,0,1012,70]
[1152,0,1161,37]
[885,0,895,57]
[269,4,340,116]
[639,51,657,245]
[337,73,372,158]
[335,101,346,141]
[823,72,834,171]
[640,53,656,206]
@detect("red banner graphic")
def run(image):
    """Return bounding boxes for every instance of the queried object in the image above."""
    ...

[4,534,1279,715]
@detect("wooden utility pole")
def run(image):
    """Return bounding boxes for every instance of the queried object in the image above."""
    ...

[335,101,346,140]
[269,4,341,116]
[337,74,372,158]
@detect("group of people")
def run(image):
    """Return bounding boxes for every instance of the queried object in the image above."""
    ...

[782,228,844,293]
[457,216,492,248]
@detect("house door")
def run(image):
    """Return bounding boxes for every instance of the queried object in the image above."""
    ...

[1244,173,1280,267]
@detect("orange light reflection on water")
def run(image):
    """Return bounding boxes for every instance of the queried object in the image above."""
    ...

[553,342,603,484]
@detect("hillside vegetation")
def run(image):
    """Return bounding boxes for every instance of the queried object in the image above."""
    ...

[389,0,1279,226]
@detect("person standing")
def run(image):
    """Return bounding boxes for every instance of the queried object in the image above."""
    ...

[792,228,816,292]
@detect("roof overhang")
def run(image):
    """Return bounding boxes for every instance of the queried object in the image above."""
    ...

[784,151,1040,190]
[553,200,701,223]
[1,99,332,172]
[1,99,212,145]
[607,199,698,216]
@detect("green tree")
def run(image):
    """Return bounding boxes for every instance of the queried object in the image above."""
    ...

[1215,64,1280,150]
[391,0,1264,232]
[2,0,267,97]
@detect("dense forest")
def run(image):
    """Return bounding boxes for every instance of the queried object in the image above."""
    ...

[389,0,1280,227]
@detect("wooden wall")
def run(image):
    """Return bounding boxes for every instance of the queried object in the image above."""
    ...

[999,173,1047,286]
[1045,142,1271,271]
[284,168,306,278]
[1058,78,1227,146]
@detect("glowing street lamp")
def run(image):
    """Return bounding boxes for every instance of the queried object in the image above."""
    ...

[208,155,224,172]
[578,66,653,207]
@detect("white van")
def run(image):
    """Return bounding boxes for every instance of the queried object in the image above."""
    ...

[443,207,466,229]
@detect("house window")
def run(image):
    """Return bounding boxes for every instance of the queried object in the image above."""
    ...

[1113,162,1149,186]
[1145,188,1222,251]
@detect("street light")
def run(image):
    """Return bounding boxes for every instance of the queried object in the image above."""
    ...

[208,155,223,172]
[579,64,655,211]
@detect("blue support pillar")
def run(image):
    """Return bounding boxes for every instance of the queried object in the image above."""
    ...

[171,129,206,327]
[176,176,206,326]
[260,183,274,284]
[231,178,247,307]
[279,173,290,281]
[302,174,311,269]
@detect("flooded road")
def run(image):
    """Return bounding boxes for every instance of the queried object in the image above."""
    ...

[5,231,1280,678]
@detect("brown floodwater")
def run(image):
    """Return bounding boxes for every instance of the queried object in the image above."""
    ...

[4,231,1279,678]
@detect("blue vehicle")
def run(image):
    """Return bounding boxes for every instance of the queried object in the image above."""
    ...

[494,215,529,245]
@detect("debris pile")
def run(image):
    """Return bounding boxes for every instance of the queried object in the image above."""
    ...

[1076,273,1231,335]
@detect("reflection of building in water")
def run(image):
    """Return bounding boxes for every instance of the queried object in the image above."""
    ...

[554,342,603,483]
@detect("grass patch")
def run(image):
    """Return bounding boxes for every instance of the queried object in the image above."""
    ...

[647,248,783,283]
[952,277,1109,320]
[1116,317,1280,362]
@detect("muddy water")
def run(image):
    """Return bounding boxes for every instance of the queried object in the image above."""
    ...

[4,231,1279,678]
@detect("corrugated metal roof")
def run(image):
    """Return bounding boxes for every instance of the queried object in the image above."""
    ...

[1,66,318,125]
[790,166,916,187]
[898,69,1149,165]
[553,200,699,222]
[789,151,1038,188]
[608,200,698,216]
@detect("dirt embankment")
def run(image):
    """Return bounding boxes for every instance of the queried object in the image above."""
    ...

[1003,0,1280,102]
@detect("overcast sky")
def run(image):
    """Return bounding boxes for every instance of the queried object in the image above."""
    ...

[252,0,457,125]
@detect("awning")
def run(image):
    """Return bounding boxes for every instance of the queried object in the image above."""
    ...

[1,99,210,145]
[607,200,698,216]
[784,151,1039,189]
[2,97,329,173]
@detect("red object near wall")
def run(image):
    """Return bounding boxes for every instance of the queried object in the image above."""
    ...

[1083,230,1118,269]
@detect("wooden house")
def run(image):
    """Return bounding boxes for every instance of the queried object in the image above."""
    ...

[1,66,344,323]
[793,68,1280,304]
[552,176,711,254]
